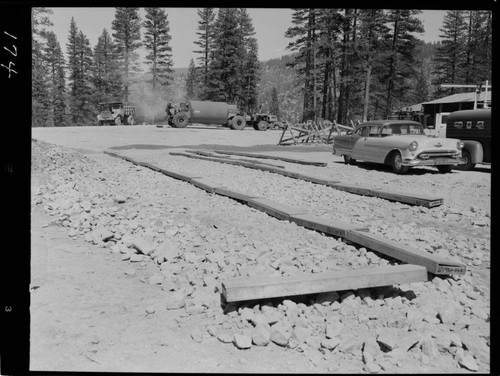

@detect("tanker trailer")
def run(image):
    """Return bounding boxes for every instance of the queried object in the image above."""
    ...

[168,100,247,130]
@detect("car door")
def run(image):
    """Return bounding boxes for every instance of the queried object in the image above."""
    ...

[351,126,367,160]
[362,125,382,161]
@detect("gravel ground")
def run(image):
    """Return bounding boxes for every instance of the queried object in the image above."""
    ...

[30,126,490,373]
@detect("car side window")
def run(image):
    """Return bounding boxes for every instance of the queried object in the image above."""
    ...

[355,127,366,136]
[369,126,380,137]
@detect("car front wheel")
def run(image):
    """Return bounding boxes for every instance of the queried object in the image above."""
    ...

[456,149,476,171]
[389,152,410,174]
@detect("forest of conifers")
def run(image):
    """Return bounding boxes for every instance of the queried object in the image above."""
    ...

[32,8,491,127]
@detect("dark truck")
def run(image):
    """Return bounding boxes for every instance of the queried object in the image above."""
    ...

[446,109,491,170]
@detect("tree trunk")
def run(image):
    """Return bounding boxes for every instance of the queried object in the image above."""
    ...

[362,65,371,121]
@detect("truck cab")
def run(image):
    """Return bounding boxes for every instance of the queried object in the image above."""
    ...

[97,102,135,126]
[445,109,491,170]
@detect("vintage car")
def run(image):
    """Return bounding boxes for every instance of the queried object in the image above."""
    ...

[332,120,465,174]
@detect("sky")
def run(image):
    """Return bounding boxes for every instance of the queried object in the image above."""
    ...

[47,8,447,69]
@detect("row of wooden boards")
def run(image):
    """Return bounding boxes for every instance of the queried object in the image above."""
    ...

[103,150,465,278]
[172,150,444,208]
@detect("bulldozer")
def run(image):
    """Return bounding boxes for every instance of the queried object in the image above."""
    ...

[97,102,136,126]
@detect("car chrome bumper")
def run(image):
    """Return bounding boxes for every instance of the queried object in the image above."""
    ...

[403,157,465,166]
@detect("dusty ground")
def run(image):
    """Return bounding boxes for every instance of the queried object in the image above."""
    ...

[30,124,490,373]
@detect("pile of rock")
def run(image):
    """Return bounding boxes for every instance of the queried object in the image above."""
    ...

[31,141,490,372]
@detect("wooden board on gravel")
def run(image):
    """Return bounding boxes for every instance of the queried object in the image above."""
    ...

[213,150,328,166]
[345,230,466,275]
[214,187,263,203]
[247,198,310,221]
[328,182,375,196]
[368,189,444,208]
[191,178,227,194]
[157,168,203,182]
[221,264,428,302]
[289,213,370,238]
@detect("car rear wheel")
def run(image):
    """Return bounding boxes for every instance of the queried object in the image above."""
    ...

[437,165,453,173]
[389,152,409,174]
[456,149,476,171]
[343,155,356,165]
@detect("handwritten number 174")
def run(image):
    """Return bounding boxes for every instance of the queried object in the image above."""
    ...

[1,31,18,78]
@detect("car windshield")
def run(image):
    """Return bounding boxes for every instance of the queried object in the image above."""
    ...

[112,104,122,110]
[381,123,424,136]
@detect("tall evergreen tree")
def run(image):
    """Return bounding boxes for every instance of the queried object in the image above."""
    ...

[237,8,260,112]
[31,8,52,127]
[44,31,67,127]
[67,20,94,125]
[143,7,174,92]
[357,9,388,121]
[381,9,424,118]
[92,28,121,105]
[462,10,492,85]
[285,8,322,122]
[194,7,216,95]
[112,7,142,102]
[66,17,80,122]
[206,8,242,103]
[269,87,280,117]
[185,58,200,99]
[432,10,467,95]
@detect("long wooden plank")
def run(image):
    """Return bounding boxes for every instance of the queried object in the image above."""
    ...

[157,167,203,182]
[328,182,375,196]
[247,198,310,221]
[221,264,428,302]
[186,150,286,168]
[214,187,263,203]
[290,213,369,238]
[191,178,226,194]
[345,230,466,275]
[294,173,340,186]
[213,150,328,166]
[369,189,444,208]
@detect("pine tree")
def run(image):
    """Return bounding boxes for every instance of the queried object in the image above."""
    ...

[31,8,52,127]
[92,28,121,105]
[194,7,216,94]
[269,87,280,117]
[285,8,323,122]
[463,10,492,84]
[432,10,467,95]
[44,31,67,127]
[66,17,80,122]
[381,9,424,118]
[237,9,260,112]
[207,8,242,103]
[112,7,142,102]
[185,58,199,99]
[357,9,388,121]
[143,7,174,92]
[67,20,94,125]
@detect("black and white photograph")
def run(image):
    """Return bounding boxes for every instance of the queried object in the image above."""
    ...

[3,4,493,374]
